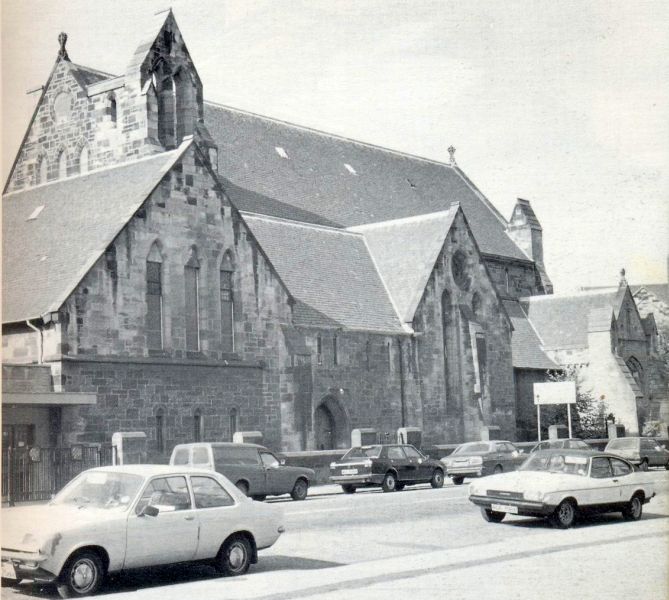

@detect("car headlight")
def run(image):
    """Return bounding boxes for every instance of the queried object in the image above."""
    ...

[363,459,372,467]
[524,490,544,502]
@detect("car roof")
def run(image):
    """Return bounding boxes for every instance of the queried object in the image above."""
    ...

[530,448,634,460]
[88,464,225,476]
[172,442,268,450]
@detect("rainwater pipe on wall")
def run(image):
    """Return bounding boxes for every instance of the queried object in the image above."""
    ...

[26,319,44,364]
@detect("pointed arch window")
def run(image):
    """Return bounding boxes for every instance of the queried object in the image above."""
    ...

[158,76,177,149]
[184,248,200,351]
[333,335,339,366]
[229,408,238,442]
[36,155,48,184]
[220,253,235,353]
[58,150,67,179]
[155,408,166,453]
[79,146,89,174]
[316,334,323,366]
[146,243,164,350]
[106,92,117,126]
[193,408,203,442]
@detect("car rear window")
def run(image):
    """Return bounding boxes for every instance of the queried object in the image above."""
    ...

[212,446,259,465]
[452,442,491,455]
[343,446,382,459]
[609,439,635,449]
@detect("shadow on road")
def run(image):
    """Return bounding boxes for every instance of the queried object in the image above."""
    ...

[499,510,668,529]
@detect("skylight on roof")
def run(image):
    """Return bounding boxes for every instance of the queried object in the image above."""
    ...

[275,146,289,159]
[28,205,45,220]
[344,163,357,175]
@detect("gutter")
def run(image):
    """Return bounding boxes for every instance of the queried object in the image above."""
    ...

[25,319,43,364]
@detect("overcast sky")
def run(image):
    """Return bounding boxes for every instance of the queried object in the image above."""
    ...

[2,0,667,292]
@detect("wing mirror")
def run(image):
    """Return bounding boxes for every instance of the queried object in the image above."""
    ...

[139,505,159,518]
[280,458,286,465]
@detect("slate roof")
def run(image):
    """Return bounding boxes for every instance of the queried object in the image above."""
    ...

[71,63,115,86]
[349,209,458,323]
[204,103,530,263]
[240,213,405,333]
[632,284,669,305]
[2,143,191,324]
[503,300,558,370]
[520,289,626,350]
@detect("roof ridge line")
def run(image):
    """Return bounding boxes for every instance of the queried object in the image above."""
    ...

[347,207,457,231]
[512,300,550,348]
[72,62,119,79]
[521,289,622,301]
[204,100,460,169]
[3,148,182,198]
[240,210,363,236]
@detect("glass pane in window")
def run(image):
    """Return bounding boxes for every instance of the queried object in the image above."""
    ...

[185,266,199,351]
[136,476,190,514]
[192,476,234,508]
[590,457,613,479]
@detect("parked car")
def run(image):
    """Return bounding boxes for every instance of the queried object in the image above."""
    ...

[170,442,315,501]
[604,437,669,470]
[440,440,525,485]
[469,449,656,528]
[530,438,590,453]
[329,444,445,493]
[1,465,285,598]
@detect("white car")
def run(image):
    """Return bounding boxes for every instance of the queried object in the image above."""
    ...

[468,449,656,528]
[1,465,285,598]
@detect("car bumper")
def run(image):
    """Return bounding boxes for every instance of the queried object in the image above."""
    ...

[330,474,384,485]
[469,494,555,517]
[446,466,483,478]
[2,551,56,583]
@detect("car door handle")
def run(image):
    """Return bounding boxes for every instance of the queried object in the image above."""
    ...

[612,479,619,483]
[184,515,195,521]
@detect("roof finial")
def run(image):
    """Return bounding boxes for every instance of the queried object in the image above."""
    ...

[58,32,69,61]
[448,145,457,166]
[619,267,628,288]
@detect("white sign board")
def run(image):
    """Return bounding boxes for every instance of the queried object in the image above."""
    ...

[533,381,576,405]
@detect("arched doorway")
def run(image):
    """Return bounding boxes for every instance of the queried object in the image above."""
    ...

[314,395,350,449]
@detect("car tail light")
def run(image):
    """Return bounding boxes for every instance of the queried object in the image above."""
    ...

[363,459,372,467]
[470,456,483,465]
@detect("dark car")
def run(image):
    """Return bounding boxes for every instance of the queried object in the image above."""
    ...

[604,437,669,470]
[170,442,315,501]
[530,438,591,453]
[440,440,525,485]
[329,444,445,493]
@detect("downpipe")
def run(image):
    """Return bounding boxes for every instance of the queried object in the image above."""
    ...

[26,319,43,364]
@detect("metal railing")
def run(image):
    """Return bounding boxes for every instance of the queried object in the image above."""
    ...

[2,445,115,505]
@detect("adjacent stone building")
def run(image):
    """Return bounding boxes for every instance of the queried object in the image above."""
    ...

[3,11,588,457]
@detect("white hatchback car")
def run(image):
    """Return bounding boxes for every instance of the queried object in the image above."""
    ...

[469,449,656,528]
[1,465,285,598]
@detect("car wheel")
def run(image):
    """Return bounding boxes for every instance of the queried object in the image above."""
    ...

[235,481,249,496]
[216,535,252,577]
[56,551,105,598]
[622,494,643,521]
[493,465,503,474]
[430,469,445,488]
[1,577,20,588]
[481,508,505,523]
[395,482,406,491]
[381,472,397,492]
[290,479,309,501]
[551,499,577,529]
[665,461,669,471]
[639,459,649,471]
[341,484,356,494]
[251,495,266,502]
[451,476,464,485]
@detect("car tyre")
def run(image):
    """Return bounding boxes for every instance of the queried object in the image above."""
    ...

[381,472,397,492]
[551,499,577,529]
[216,535,252,577]
[451,476,465,485]
[622,494,643,521]
[251,495,266,502]
[395,482,406,491]
[638,459,649,471]
[430,469,445,488]
[56,550,105,599]
[341,484,356,494]
[481,508,505,523]
[665,461,669,471]
[493,465,503,474]
[290,478,308,501]
[235,481,250,496]
[1,577,20,588]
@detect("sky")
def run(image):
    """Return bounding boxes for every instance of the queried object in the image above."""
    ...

[2,0,667,292]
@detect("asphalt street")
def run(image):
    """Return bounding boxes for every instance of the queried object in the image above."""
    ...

[3,472,668,600]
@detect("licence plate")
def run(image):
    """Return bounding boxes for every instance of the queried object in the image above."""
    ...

[2,561,16,580]
[341,468,358,475]
[491,503,518,514]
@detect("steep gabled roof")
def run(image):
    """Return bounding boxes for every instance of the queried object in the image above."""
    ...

[503,300,558,370]
[204,103,531,263]
[521,288,627,350]
[240,213,405,333]
[2,142,192,324]
[349,209,458,323]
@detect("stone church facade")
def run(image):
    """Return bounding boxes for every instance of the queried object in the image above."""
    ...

[4,12,570,458]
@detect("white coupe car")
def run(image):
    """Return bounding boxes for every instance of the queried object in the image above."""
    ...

[1,465,285,598]
[469,449,656,528]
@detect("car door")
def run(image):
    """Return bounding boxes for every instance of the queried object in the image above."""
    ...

[387,446,412,482]
[403,445,430,480]
[190,475,240,560]
[643,438,664,466]
[610,457,635,501]
[584,457,619,507]
[124,475,199,569]
[260,451,285,494]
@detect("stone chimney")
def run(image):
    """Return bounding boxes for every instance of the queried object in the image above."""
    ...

[507,198,553,294]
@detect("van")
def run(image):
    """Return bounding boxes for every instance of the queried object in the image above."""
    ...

[604,437,669,470]
[170,442,315,501]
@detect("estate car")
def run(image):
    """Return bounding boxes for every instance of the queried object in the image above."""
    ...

[604,437,669,470]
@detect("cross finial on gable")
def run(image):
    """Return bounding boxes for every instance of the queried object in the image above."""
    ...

[58,32,69,61]
[448,145,457,166]
[619,267,627,288]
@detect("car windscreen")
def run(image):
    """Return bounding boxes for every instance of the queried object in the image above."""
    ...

[343,446,382,459]
[212,446,259,465]
[53,471,144,509]
[518,453,588,476]
[608,439,635,449]
[451,442,491,455]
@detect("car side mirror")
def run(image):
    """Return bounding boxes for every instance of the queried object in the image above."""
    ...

[280,458,286,465]
[139,505,159,518]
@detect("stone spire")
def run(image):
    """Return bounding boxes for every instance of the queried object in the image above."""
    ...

[619,268,628,288]
[58,32,70,61]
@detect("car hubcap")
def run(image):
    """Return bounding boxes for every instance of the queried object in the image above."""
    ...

[72,559,96,592]
[229,544,246,571]
[559,504,572,523]
[633,498,641,517]
[436,473,443,484]
[387,476,395,488]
